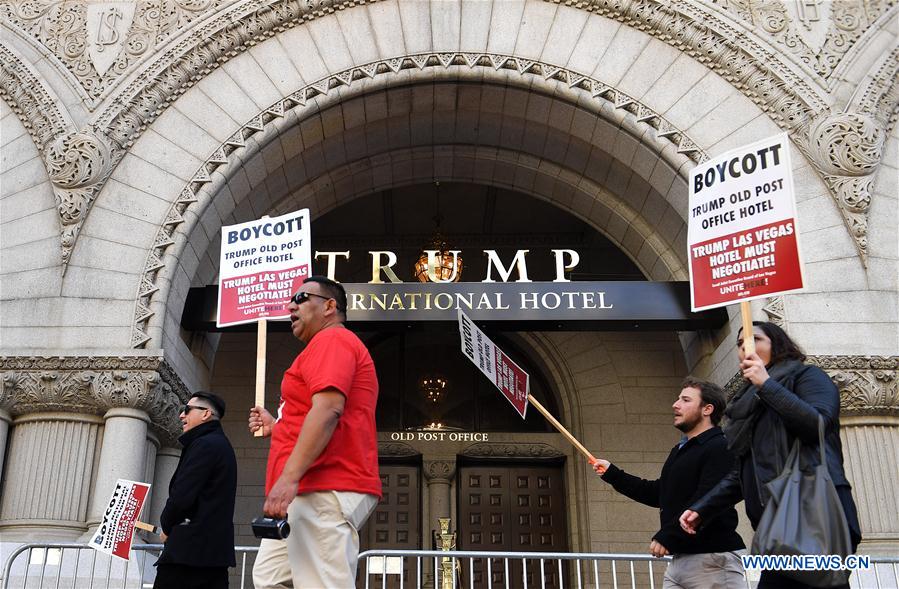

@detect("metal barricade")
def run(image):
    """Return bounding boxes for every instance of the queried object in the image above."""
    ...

[0,543,258,589]
[360,549,675,589]
[358,550,899,589]
[3,545,897,589]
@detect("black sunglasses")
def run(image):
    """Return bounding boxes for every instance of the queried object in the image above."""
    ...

[290,291,344,312]
[182,404,210,414]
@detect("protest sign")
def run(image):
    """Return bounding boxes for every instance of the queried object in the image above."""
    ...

[688,134,804,312]
[89,479,151,560]
[457,310,597,462]
[458,309,529,418]
[217,209,311,327]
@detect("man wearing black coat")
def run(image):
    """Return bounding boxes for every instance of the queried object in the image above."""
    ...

[592,377,746,589]
[154,391,237,589]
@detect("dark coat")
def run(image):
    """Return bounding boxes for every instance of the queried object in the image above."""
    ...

[157,420,237,568]
[601,426,745,554]
[690,364,862,549]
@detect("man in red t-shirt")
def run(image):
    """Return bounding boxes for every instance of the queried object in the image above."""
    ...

[249,276,381,589]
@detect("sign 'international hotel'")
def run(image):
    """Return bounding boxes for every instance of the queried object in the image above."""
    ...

[0,0,896,584]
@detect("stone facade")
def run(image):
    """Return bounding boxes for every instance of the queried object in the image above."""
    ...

[1,0,897,572]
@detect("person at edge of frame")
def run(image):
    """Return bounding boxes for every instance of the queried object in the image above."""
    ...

[680,322,862,589]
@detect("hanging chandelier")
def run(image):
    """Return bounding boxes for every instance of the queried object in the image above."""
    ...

[413,181,463,282]
[419,375,448,404]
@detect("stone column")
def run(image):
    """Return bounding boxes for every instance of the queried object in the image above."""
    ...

[423,460,455,585]
[85,407,151,528]
[816,355,899,556]
[0,408,10,486]
[148,446,181,525]
[0,412,104,538]
[424,460,456,537]
[0,355,189,541]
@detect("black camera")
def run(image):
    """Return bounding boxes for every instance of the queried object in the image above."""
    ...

[251,516,291,539]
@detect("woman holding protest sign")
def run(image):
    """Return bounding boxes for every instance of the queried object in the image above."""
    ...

[679,321,862,588]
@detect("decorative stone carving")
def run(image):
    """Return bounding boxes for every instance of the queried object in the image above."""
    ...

[461,442,566,459]
[85,2,138,78]
[762,296,785,327]
[856,46,899,134]
[0,0,221,103]
[809,113,885,176]
[45,129,113,265]
[0,43,68,153]
[95,0,387,146]
[553,0,828,128]
[806,112,886,262]
[725,355,899,415]
[0,355,190,443]
[708,0,894,82]
[723,371,746,400]
[377,442,420,458]
[809,355,899,416]
[131,51,708,347]
[424,460,455,483]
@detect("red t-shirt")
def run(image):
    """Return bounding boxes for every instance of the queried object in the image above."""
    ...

[265,327,381,498]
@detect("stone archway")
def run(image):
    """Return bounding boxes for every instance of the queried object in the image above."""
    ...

[1,0,896,555]
[127,53,731,362]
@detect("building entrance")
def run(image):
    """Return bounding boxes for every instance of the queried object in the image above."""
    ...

[458,463,568,588]
[358,462,422,588]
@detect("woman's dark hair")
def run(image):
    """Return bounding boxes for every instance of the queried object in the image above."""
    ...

[738,321,806,365]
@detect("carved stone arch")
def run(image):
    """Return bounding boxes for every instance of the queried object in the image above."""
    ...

[4,0,889,272]
[0,39,117,266]
[0,42,69,154]
[853,45,899,135]
[127,52,714,349]
[258,145,686,276]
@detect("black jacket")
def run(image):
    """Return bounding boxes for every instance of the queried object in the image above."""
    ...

[601,427,745,554]
[157,420,237,568]
[690,364,862,549]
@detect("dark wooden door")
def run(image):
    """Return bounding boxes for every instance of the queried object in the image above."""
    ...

[358,463,421,588]
[458,464,568,588]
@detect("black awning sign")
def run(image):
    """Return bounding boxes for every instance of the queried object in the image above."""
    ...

[182,281,727,332]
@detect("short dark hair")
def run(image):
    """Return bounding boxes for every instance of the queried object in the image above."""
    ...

[303,275,347,315]
[738,321,806,365]
[192,390,226,419]
[681,376,727,426]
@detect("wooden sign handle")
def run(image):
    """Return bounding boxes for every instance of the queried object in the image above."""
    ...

[134,521,158,534]
[740,301,755,356]
[528,394,596,463]
[254,318,267,437]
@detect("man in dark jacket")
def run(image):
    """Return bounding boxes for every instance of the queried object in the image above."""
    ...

[592,377,745,589]
[154,391,237,589]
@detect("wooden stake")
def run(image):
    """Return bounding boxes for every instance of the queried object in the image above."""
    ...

[740,301,755,356]
[528,394,596,463]
[254,318,267,437]
[134,521,158,534]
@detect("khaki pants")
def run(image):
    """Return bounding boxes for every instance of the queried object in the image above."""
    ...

[253,491,378,589]
[664,551,747,589]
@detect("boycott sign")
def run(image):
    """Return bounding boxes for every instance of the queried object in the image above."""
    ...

[218,209,311,327]
[89,479,150,560]
[458,309,529,418]
[688,134,804,311]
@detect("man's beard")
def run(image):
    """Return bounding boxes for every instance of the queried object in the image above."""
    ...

[674,412,702,433]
